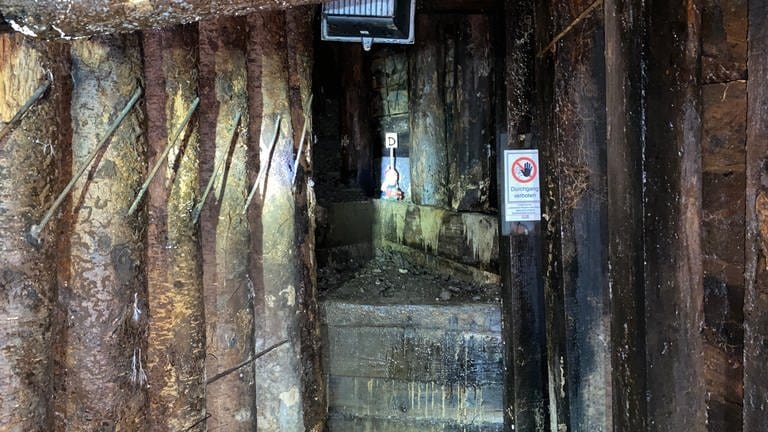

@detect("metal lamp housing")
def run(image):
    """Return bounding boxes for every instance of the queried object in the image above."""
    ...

[321,0,416,50]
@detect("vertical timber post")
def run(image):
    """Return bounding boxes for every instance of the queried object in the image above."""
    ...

[339,44,374,194]
[409,14,451,208]
[450,14,495,211]
[644,0,707,430]
[545,0,611,429]
[745,0,768,430]
[199,16,254,430]
[604,0,649,430]
[61,34,148,430]
[699,0,748,427]
[286,6,326,431]
[501,0,549,430]
[0,33,69,432]
[249,10,308,431]
[533,0,570,428]
[143,25,206,432]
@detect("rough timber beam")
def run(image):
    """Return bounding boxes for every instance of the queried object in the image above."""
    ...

[0,0,325,39]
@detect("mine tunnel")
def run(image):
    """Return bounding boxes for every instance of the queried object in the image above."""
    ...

[0,0,763,431]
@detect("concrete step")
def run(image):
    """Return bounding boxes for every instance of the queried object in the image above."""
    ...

[328,413,504,432]
[321,293,504,431]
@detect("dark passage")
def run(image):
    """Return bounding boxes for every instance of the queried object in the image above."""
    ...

[312,8,505,429]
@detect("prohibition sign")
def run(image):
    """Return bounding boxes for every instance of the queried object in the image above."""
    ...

[511,156,537,183]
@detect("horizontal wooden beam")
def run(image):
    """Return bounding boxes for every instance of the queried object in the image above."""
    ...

[417,0,500,13]
[0,0,323,39]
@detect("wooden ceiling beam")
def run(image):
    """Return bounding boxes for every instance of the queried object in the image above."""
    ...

[0,0,324,39]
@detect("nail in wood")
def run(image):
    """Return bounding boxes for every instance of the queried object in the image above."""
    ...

[192,111,242,224]
[242,113,281,214]
[128,97,200,216]
[27,86,143,247]
[0,79,51,144]
[291,94,313,188]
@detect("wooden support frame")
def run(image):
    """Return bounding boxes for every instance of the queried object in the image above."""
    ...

[643,0,707,430]
[604,0,648,430]
[744,0,768,429]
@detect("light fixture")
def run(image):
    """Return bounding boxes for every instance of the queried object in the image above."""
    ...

[321,0,416,51]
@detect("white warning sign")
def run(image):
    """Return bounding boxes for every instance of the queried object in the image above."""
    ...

[385,132,398,149]
[504,149,541,222]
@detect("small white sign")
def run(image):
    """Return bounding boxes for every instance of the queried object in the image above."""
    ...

[385,132,398,149]
[504,149,541,222]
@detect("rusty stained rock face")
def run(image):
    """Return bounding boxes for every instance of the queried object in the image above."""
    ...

[0,0,326,40]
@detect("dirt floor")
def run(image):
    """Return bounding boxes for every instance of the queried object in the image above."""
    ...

[318,249,500,305]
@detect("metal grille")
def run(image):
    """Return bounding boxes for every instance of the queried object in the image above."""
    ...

[323,0,395,18]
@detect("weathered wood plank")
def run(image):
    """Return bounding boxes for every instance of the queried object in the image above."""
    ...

[328,375,504,425]
[324,325,503,383]
[701,82,745,432]
[409,14,450,208]
[744,0,768,429]
[286,7,326,431]
[328,415,504,432]
[340,44,375,194]
[374,200,499,273]
[604,0,648,430]
[0,33,68,432]
[198,16,254,431]
[701,0,747,83]
[61,34,148,430]
[417,0,499,13]
[0,0,325,39]
[549,0,610,429]
[500,0,549,430]
[533,0,570,428]
[644,0,707,430]
[142,25,206,432]
[248,10,309,431]
[322,301,502,331]
[447,14,494,211]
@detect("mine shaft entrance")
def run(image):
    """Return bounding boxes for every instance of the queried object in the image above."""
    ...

[312,5,508,430]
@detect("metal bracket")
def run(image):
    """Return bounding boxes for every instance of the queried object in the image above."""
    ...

[362,36,374,51]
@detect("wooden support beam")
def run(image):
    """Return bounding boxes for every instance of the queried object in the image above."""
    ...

[604,0,648,430]
[248,10,312,430]
[59,34,148,429]
[701,80,747,432]
[198,16,254,431]
[447,14,494,211]
[409,14,450,208]
[286,6,326,431]
[500,0,549,430]
[0,32,68,432]
[644,0,707,430]
[745,0,768,429]
[339,44,374,193]
[542,0,611,430]
[143,25,206,432]
[417,0,499,13]
[0,0,325,40]
[532,0,570,428]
